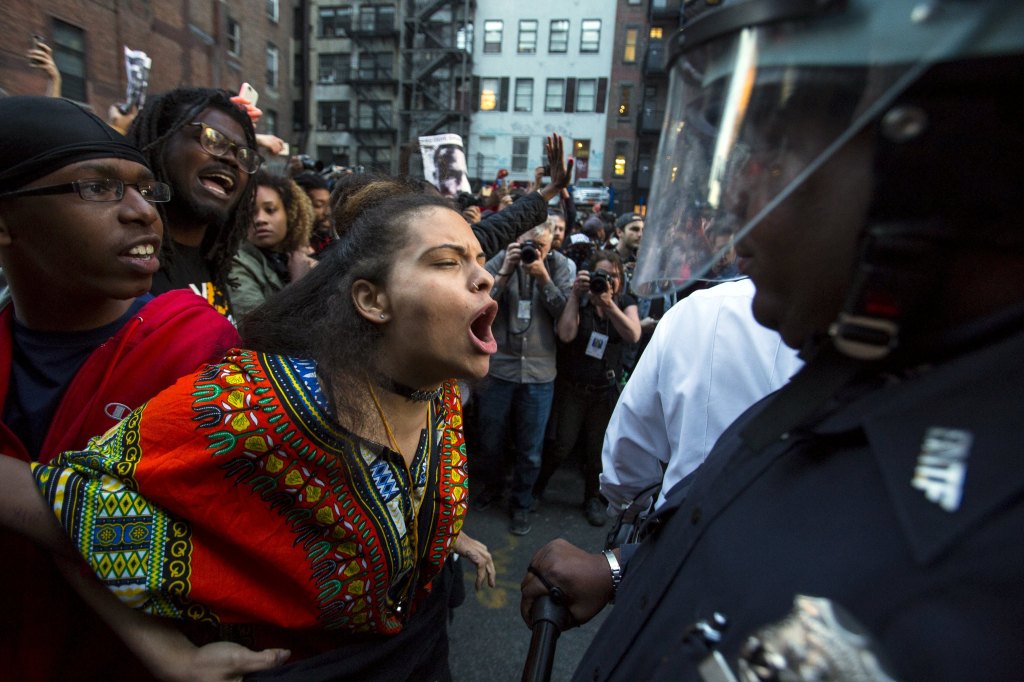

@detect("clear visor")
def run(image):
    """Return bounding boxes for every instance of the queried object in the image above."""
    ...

[632,2,1005,297]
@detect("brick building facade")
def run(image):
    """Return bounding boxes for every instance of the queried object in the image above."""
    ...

[0,0,295,138]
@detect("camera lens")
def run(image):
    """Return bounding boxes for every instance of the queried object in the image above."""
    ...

[590,271,611,294]
[520,241,539,264]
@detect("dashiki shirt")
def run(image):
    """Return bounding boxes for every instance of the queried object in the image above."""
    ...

[32,349,469,645]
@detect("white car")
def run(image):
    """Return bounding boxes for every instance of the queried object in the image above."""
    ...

[572,178,610,207]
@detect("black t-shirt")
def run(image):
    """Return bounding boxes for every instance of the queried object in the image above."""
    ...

[3,297,149,458]
[559,291,638,387]
[151,243,232,317]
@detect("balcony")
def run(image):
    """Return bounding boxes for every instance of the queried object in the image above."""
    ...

[649,0,683,21]
[639,107,663,134]
[349,68,398,86]
[644,41,666,75]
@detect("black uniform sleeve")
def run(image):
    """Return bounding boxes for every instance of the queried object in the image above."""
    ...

[472,191,548,260]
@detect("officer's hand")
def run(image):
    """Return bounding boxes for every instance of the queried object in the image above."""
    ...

[520,538,614,628]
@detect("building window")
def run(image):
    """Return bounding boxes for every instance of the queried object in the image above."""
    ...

[292,100,305,131]
[263,109,278,135]
[576,79,596,112]
[649,26,663,40]
[457,23,473,52]
[512,137,530,172]
[480,77,499,111]
[483,20,503,53]
[318,53,350,83]
[613,142,629,177]
[357,101,392,129]
[358,4,395,33]
[51,19,87,102]
[357,52,393,80]
[580,19,601,53]
[618,83,632,117]
[549,19,569,53]
[514,78,533,112]
[227,18,241,56]
[319,6,353,37]
[357,146,391,170]
[318,101,349,130]
[517,20,538,54]
[266,0,279,22]
[266,44,280,89]
[628,0,642,4]
[545,79,565,112]
[623,28,638,63]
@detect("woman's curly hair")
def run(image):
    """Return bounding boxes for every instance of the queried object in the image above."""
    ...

[253,170,314,253]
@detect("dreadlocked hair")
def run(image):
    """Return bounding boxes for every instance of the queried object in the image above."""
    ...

[127,87,257,292]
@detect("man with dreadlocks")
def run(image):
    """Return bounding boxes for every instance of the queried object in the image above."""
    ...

[127,87,259,318]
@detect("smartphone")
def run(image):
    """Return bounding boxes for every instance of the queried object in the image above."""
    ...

[238,82,259,107]
[32,34,46,47]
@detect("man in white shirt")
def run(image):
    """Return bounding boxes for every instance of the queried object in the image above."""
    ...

[600,278,802,514]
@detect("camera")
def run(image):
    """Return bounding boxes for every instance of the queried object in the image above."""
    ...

[456,191,482,211]
[590,269,613,295]
[298,154,323,172]
[520,240,541,264]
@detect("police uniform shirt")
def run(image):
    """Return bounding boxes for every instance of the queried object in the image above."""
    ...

[577,325,1024,681]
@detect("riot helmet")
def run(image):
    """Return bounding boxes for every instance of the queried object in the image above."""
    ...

[635,0,1024,357]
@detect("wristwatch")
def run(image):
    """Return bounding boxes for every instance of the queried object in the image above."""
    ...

[603,549,623,601]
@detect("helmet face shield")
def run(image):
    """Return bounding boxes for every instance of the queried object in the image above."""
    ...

[631,0,1020,298]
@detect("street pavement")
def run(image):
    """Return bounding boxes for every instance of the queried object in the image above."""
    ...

[448,466,613,681]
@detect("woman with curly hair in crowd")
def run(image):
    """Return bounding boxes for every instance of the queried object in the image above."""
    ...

[229,170,319,317]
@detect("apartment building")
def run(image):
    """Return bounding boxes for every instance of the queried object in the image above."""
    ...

[466,0,617,188]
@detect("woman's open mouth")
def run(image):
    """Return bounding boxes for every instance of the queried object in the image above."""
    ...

[469,301,498,354]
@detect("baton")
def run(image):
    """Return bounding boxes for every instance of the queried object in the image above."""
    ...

[521,595,574,682]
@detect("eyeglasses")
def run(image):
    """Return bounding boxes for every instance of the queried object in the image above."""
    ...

[188,122,262,174]
[0,178,172,203]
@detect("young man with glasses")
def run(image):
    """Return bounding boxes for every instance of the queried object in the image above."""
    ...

[0,95,240,681]
[127,87,260,319]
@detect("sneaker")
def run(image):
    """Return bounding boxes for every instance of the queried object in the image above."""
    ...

[509,510,532,536]
[584,498,608,527]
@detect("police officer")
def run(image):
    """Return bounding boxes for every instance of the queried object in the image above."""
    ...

[520,1,1024,679]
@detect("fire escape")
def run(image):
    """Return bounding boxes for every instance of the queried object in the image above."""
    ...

[336,3,400,170]
[400,0,474,153]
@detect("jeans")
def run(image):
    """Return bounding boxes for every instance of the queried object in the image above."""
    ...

[535,378,615,503]
[474,377,555,511]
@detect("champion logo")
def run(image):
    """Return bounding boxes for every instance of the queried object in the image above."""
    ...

[105,402,133,420]
[910,427,972,512]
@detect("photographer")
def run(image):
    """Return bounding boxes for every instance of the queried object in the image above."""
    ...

[533,250,640,526]
[474,223,573,536]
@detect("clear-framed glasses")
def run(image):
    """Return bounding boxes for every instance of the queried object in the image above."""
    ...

[188,122,262,174]
[0,178,172,203]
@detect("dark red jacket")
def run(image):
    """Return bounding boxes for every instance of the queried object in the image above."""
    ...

[0,290,240,681]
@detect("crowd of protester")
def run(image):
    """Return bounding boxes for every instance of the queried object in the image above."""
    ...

[5,3,1022,679]
[0,46,756,681]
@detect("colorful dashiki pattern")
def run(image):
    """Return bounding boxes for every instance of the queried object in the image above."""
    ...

[32,349,468,635]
